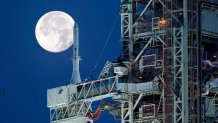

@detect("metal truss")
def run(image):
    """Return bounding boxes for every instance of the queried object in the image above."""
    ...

[49,76,118,122]
[120,1,166,123]
[120,0,133,62]
[204,92,218,123]
[173,27,188,123]
[98,61,113,79]
[120,0,189,122]
[133,35,165,64]
[121,96,133,123]
[70,76,117,102]
[133,17,166,64]
[50,101,91,122]
[121,94,144,123]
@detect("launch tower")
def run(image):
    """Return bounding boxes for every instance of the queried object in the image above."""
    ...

[47,0,218,123]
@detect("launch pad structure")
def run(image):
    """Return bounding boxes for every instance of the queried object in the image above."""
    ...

[47,0,218,123]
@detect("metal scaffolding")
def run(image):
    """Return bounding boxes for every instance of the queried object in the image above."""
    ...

[47,0,218,123]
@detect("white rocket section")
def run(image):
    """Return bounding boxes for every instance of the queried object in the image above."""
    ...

[71,23,81,84]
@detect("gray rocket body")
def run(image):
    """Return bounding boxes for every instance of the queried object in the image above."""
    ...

[71,23,81,84]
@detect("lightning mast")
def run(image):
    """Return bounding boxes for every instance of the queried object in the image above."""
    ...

[71,23,81,84]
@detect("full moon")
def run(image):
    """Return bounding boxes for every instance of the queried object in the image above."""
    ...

[35,11,75,52]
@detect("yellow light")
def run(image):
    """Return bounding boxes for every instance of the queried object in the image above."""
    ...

[159,18,166,25]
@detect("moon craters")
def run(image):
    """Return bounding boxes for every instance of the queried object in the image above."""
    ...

[35,11,75,52]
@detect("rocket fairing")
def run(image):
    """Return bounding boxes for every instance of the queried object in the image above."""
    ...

[71,23,81,84]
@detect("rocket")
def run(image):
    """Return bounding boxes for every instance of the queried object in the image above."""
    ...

[71,23,81,84]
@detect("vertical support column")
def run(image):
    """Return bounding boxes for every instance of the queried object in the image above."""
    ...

[129,97,133,123]
[173,27,182,123]
[172,0,189,122]
[182,0,189,122]
[196,1,202,122]
[120,2,133,119]
[121,95,133,123]
[121,102,125,123]
[173,26,188,123]
[120,0,133,63]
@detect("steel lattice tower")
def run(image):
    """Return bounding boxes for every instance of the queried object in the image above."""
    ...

[47,0,218,123]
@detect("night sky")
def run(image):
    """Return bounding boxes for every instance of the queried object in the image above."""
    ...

[0,0,121,123]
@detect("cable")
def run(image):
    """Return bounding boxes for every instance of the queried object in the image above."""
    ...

[89,14,119,78]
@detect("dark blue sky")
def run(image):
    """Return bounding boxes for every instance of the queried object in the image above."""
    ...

[0,0,121,123]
